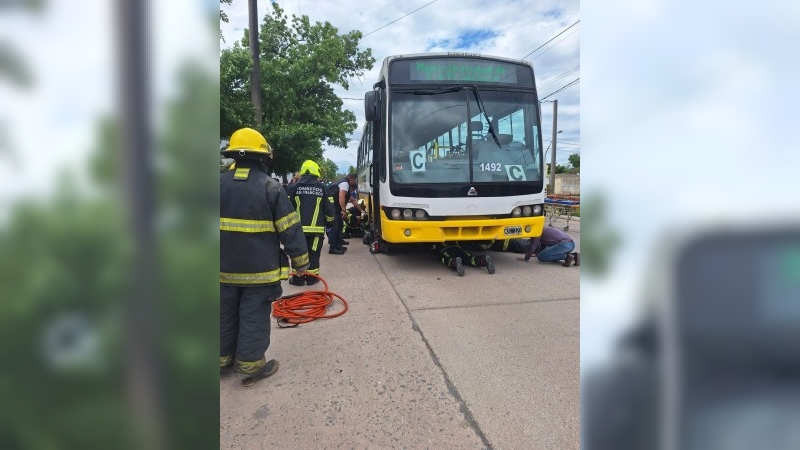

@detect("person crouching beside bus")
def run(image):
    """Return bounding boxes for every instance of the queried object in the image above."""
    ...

[286,160,335,286]
[342,199,367,239]
[517,226,580,267]
[431,242,495,277]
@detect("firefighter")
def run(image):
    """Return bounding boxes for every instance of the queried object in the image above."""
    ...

[286,160,335,286]
[342,198,367,239]
[220,127,309,387]
[431,242,496,277]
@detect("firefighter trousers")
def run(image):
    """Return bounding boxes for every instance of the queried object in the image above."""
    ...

[304,233,323,277]
[220,284,282,374]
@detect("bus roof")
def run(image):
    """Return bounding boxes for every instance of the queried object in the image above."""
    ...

[380,52,532,66]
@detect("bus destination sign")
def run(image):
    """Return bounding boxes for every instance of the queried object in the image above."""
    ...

[409,60,519,83]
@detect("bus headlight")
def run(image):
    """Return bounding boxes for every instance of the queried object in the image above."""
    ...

[391,209,401,220]
[402,209,413,219]
[522,206,532,216]
[414,209,426,220]
[533,205,543,216]
[511,207,522,217]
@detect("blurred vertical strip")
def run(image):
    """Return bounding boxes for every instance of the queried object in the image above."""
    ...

[1,0,219,448]
[113,0,165,449]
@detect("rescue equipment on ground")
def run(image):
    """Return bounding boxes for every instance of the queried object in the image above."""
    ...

[272,273,348,327]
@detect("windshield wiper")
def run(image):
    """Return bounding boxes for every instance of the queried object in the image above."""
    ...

[471,85,501,147]
[409,86,464,95]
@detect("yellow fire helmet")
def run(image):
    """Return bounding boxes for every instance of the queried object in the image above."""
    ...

[299,159,321,177]
[222,127,273,159]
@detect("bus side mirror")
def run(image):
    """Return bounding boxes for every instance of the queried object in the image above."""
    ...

[365,90,380,121]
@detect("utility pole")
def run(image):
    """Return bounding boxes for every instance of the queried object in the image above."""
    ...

[248,0,263,126]
[548,99,558,195]
[115,0,164,448]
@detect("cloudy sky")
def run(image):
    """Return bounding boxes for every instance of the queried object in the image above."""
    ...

[220,0,580,173]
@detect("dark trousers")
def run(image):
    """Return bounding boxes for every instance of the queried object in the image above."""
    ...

[435,245,487,268]
[329,207,343,249]
[220,284,282,372]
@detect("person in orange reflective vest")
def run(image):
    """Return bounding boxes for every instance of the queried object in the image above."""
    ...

[220,127,309,387]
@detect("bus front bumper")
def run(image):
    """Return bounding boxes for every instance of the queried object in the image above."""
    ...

[378,213,545,243]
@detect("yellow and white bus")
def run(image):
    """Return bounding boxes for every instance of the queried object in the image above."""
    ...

[357,53,546,253]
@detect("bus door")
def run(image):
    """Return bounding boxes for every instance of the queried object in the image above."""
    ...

[365,87,384,240]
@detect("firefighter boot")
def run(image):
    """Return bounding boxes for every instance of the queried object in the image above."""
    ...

[484,255,496,274]
[304,274,320,286]
[449,257,465,277]
[241,359,280,387]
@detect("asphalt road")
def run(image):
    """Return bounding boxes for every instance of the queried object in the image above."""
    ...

[220,219,580,449]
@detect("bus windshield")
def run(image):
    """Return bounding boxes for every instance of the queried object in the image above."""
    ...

[389,89,542,185]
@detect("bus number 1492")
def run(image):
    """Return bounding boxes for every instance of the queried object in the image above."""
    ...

[479,162,503,172]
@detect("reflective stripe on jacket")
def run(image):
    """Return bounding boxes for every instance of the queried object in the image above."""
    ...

[286,174,335,235]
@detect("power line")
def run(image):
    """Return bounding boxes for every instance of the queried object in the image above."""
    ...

[531,27,579,60]
[544,140,580,147]
[520,20,579,60]
[538,65,579,90]
[363,0,440,38]
[540,77,579,101]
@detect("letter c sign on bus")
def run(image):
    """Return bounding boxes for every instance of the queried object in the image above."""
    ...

[410,149,426,172]
[505,164,526,181]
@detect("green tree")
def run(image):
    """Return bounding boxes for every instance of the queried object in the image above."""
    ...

[220,0,232,23]
[318,158,338,181]
[220,2,374,177]
[568,153,580,172]
[555,164,569,174]
[219,0,232,41]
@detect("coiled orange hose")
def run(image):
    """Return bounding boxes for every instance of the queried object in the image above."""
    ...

[272,273,349,327]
